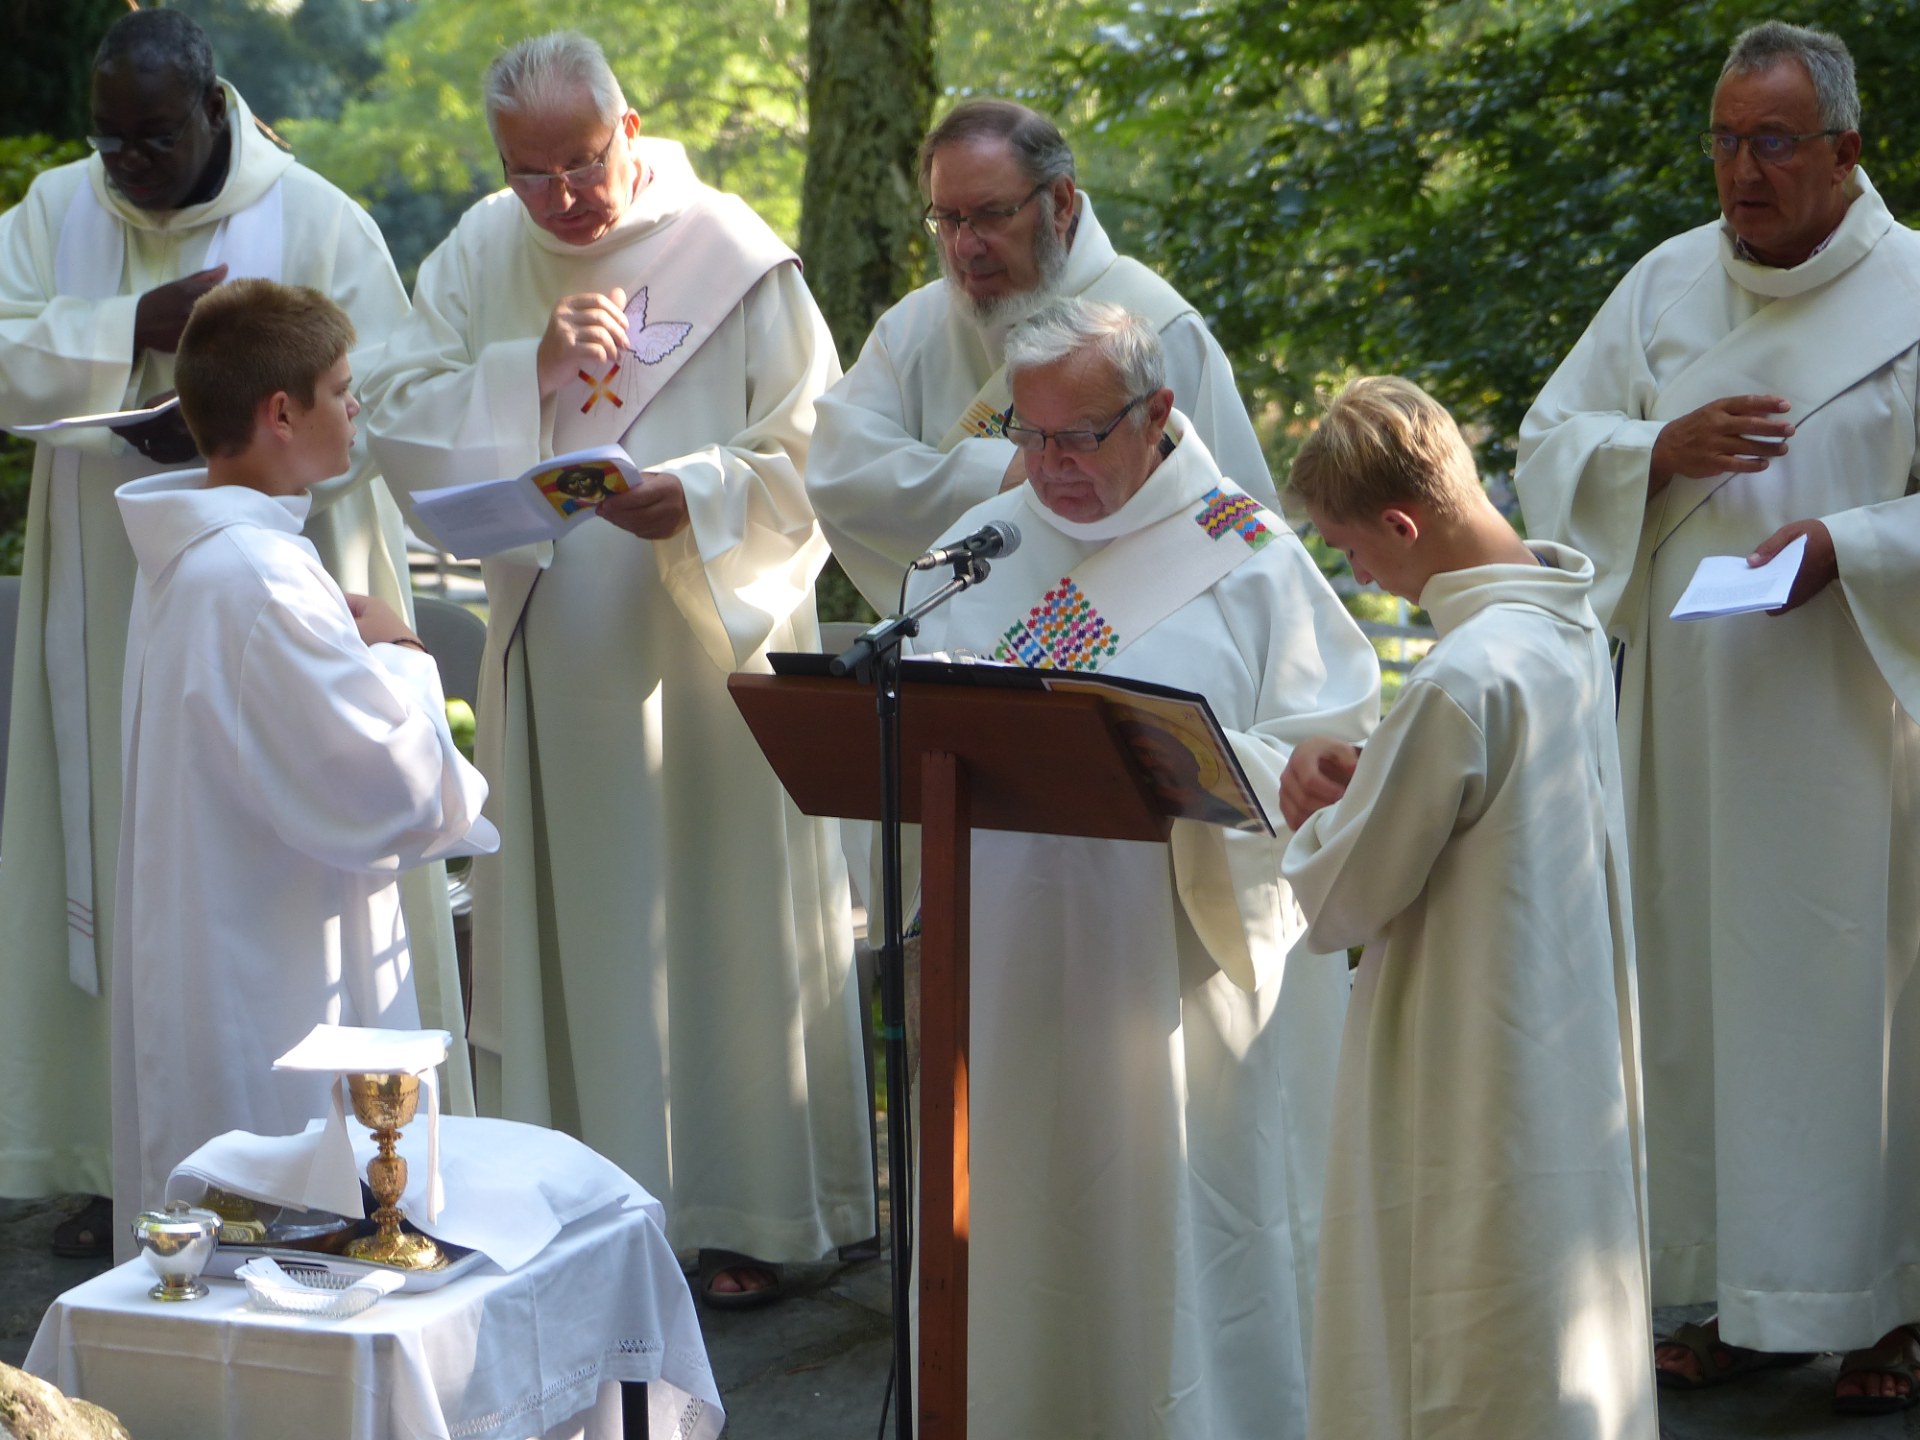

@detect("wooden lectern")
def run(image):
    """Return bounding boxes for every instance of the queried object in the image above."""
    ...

[728,670,1175,1440]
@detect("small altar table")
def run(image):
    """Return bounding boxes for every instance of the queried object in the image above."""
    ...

[25,1199,722,1440]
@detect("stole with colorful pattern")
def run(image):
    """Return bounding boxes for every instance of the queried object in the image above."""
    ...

[994,484,1275,672]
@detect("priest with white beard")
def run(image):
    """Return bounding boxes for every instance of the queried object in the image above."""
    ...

[908,297,1378,1437]
[0,9,452,1250]
[1517,21,1920,1412]
[809,99,1276,613]
[362,31,873,1305]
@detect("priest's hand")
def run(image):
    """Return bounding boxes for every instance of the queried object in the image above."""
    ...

[1279,737,1361,831]
[344,593,425,651]
[1750,519,1838,614]
[537,288,631,399]
[133,264,229,357]
[111,392,199,464]
[1648,394,1794,497]
[597,470,690,540]
[1000,449,1028,492]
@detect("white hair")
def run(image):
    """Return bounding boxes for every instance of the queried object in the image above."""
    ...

[484,31,626,145]
[1723,21,1859,133]
[1005,298,1166,402]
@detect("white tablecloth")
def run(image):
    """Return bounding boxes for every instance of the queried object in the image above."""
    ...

[25,1200,723,1440]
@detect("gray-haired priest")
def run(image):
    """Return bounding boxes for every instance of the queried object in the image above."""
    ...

[909,296,1379,1436]
[1517,20,1920,1410]
[808,99,1276,612]
[361,31,873,1306]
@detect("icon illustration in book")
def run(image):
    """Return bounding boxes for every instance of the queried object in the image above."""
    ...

[535,459,631,517]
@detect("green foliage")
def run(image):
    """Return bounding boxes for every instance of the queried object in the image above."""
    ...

[0,135,86,577]
[0,0,125,141]
[1058,0,1920,480]
[279,0,810,280]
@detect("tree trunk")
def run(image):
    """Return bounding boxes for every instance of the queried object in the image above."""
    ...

[800,0,934,368]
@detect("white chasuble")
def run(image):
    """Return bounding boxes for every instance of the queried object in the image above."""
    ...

[907,430,1380,1439]
[1516,168,1920,1350]
[362,140,876,1261]
[0,84,437,1200]
[1285,546,1656,1440]
[810,190,1280,612]
[110,472,490,1253]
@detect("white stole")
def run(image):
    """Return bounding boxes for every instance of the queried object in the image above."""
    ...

[936,254,1198,453]
[48,178,283,995]
[1615,218,1920,640]
[994,467,1275,673]
[551,193,792,456]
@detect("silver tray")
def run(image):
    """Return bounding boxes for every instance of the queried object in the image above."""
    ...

[207,1233,488,1293]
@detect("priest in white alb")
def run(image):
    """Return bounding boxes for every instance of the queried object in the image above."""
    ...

[1517,20,1920,1411]
[0,9,458,1255]
[908,297,1378,1437]
[809,98,1276,612]
[362,31,873,1305]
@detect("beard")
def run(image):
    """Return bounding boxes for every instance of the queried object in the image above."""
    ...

[943,199,1071,328]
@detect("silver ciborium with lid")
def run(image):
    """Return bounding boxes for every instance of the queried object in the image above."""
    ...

[130,1200,222,1300]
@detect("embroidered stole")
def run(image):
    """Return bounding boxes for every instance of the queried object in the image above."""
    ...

[936,255,1198,453]
[994,482,1276,672]
[47,178,284,995]
[552,193,794,456]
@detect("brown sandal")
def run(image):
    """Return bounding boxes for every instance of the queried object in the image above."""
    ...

[1655,1318,1813,1391]
[1834,1325,1920,1415]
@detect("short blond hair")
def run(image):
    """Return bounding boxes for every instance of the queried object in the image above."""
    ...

[1289,376,1481,522]
[175,279,355,458]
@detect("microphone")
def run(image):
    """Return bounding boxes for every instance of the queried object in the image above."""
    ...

[910,520,1021,571]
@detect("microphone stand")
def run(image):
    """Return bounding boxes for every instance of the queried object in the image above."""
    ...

[830,554,991,1440]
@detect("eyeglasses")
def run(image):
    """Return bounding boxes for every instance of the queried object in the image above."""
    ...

[86,109,200,159]
[1698,129,1842,165]
[503,127,621,199]
[1004,395,1148,454]
[922,183,1048,239]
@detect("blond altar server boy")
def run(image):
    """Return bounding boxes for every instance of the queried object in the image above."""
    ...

[110,280,493,1254]
[1280,377,1657,1440]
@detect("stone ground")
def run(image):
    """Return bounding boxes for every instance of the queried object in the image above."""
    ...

[7,1189,1920,1438]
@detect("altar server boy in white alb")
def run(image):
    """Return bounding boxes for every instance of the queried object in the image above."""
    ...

[1278,377,1657,1440]
[110,279,494,1254]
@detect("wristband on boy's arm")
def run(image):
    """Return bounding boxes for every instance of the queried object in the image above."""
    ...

[387,637,428,653]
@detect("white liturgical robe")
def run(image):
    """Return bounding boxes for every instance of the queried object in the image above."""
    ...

[110,472,490,1249]
[1516,169,1920,1350]
[1285,546,1656,1440]
[909,425,1378,1439]
[810,190,1277,611]
[362,140,875,1261]
[0,84,459,1201]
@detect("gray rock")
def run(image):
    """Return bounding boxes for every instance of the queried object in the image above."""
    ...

[0,1362,130,1440]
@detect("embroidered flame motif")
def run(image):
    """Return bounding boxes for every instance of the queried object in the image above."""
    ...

[578,365,624,414]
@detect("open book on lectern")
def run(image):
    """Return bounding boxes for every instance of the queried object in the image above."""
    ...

[768,652,1274,835]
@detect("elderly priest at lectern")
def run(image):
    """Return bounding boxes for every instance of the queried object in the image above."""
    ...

[907,297,1378,1438]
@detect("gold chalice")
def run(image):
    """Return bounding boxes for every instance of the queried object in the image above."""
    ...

[343,1071,446,1270]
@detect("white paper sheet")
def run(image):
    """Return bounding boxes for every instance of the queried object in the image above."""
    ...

[7,395,181,435]
[1670,534,1808,620]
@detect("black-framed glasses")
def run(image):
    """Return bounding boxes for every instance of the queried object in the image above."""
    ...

[1004,395,1148,454]
[1698,129,1842,165]
[504,125,622,199]
[86,109,200,159]
[922,183,1048,239]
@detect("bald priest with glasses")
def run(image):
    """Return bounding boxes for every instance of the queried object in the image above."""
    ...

[808,99,1278,612]
[1517,21,1920,1412]
[362,30,873,1309]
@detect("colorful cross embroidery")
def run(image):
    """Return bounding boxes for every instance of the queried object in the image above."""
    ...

[993,577,1120,671]
[578,364,624,414]
[1193,487,1272,550]
[957,399,1011,440]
